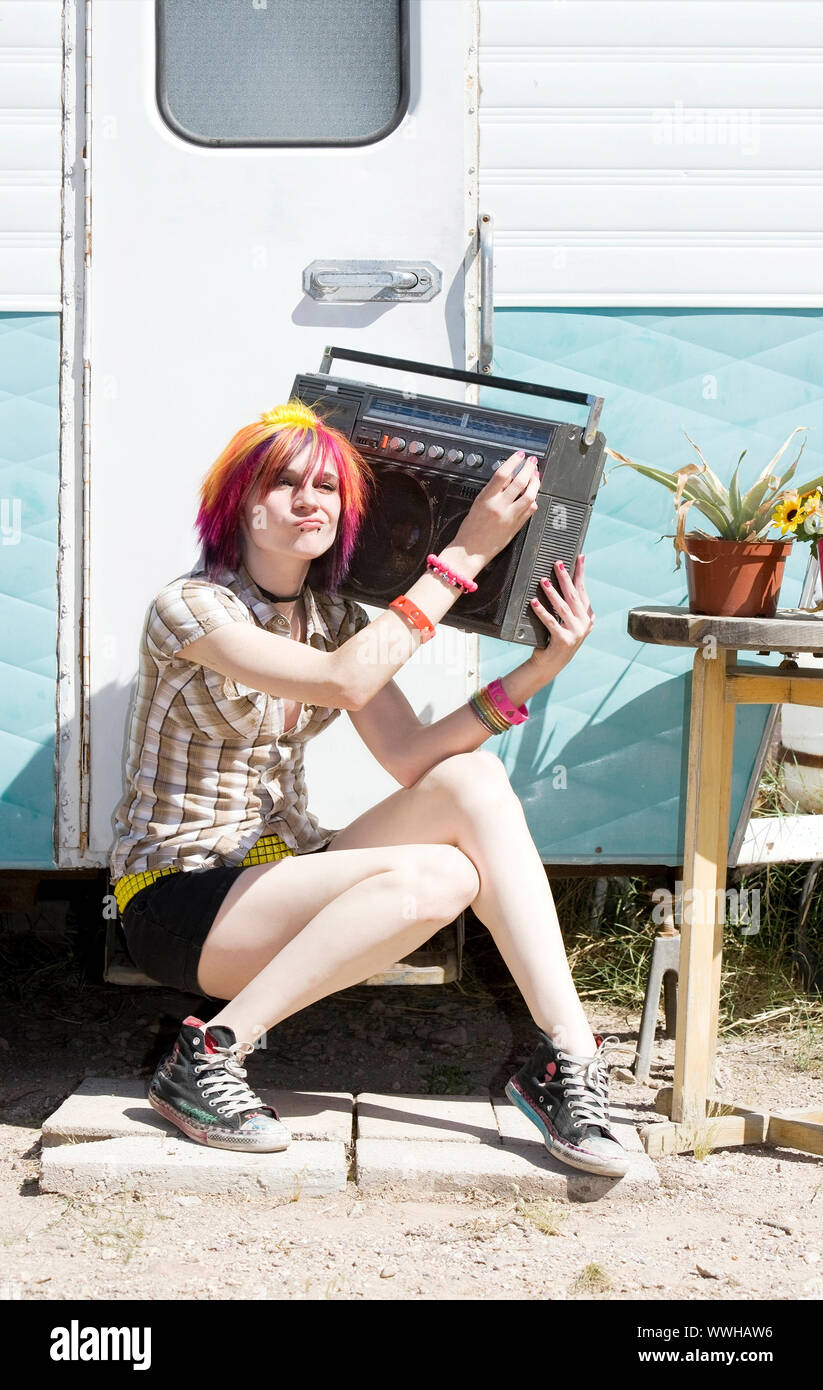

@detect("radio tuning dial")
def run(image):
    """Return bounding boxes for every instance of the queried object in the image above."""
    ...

[408,441,425,456]
[389,437,406,451]
[427,445,445,461]
[466,452,484,469]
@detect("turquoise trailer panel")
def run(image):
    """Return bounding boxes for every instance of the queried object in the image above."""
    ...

[0,313,59,868]
[480,309,823,864]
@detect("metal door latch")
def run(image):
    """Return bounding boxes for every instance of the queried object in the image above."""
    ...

[303,260,441,302]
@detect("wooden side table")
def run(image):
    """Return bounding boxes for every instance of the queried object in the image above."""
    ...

[627,605,823,1159]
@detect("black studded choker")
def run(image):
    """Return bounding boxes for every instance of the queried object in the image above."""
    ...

[257,584,305,603]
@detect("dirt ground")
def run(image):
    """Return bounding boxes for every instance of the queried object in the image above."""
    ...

[1,904,822,1304]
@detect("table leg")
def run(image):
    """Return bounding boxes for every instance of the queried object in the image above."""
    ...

[705,648,736,1098]
[671,644,734,1127]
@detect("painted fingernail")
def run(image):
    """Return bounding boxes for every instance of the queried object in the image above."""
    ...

[527,455,538,464]
[514,450,526,459]
[531,597,539,606]
[557,560,564,570]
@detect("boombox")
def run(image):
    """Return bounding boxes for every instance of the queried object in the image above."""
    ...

[290,347,607,648]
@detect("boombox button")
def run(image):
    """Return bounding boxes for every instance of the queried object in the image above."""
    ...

[389,437,406,451]
[427,445,445,461]
[408,441,426,456]
[446,449,464,464]
[466,453,484,469]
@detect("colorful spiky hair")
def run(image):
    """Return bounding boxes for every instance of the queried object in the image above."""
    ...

[194,399,376,594]
[259,401,320,432]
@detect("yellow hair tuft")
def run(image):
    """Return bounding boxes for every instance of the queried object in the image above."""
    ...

[260,400,320,432]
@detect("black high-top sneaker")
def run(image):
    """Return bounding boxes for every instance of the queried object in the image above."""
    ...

[505,1030,630,1178]
[148,1015,290,1152]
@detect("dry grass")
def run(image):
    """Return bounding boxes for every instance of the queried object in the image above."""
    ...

[574,1262,612,1293]
[515,1197,567,1236]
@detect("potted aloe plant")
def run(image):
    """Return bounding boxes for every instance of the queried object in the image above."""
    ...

[605,426,822,617]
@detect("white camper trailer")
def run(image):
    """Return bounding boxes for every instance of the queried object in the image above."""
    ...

[4,0,823,939]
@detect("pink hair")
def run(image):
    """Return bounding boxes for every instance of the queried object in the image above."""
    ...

[194,401,376,594]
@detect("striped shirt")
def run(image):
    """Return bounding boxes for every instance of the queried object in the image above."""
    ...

[109,557,372,880]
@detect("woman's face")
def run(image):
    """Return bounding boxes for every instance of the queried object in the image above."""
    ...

[242,440,342,562]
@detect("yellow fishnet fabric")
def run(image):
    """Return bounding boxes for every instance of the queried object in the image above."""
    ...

[112,832,296,916]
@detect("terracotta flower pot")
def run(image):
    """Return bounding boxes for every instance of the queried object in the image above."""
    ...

[683,536,793,618]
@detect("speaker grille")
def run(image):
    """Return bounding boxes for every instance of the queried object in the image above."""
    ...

[518,498,586,629]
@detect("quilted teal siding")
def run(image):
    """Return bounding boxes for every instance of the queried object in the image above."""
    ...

[0,313,59,868]
[480,309,823,865]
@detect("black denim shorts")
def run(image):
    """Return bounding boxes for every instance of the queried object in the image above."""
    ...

[119,842,330,1001]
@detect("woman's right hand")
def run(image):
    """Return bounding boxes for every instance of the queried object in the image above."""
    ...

[455,450,541,564]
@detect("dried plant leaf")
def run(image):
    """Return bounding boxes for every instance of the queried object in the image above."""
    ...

[604,447,637,467]
[604,449,730,536]
[673,498,694,571]
[771,433,807,495]
[673,463,706,510]
[751,426,808,489]
[681,430,728,501]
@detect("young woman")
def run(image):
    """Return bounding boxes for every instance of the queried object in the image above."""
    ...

[109,399,629,1179]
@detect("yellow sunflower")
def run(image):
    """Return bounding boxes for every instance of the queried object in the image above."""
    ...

[772,491,806,534]
[800,487,823,515]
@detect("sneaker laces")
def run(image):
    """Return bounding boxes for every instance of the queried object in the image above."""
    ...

[193,1039,270,1118]
[556,1034,621,1134]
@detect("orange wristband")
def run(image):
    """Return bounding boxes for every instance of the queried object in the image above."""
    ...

[389,595,436,643]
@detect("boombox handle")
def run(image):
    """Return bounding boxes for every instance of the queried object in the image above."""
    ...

[318,344,604,447]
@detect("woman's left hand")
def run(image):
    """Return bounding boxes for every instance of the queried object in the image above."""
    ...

[526,554,595,683]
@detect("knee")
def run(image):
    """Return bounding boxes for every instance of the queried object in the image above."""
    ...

[398,845,480,920]
[419,748,514,803]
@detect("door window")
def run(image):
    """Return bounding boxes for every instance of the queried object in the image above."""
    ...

[157,0,408,146]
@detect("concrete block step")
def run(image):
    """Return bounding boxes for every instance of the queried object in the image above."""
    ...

[40,1135,348,1197]
[354,1137,657,1200]
[356,1092,499,1143]
[353,1094,658,1198]
[38,1081,656,1201]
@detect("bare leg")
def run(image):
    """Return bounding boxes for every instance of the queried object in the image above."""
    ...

[200,844,480,1046]
[321,749,596,1057]
[202,750,594,1057]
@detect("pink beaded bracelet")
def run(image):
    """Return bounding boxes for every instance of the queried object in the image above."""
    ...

[426,553,478,594]
[487,676,529,726]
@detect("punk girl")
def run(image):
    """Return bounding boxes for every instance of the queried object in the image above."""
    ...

[109,400,628,1178]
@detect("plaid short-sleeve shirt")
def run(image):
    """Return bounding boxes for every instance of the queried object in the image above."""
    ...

[108,558,372,880]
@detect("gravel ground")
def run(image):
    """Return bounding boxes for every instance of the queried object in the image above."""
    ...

[1,901,822,1304]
